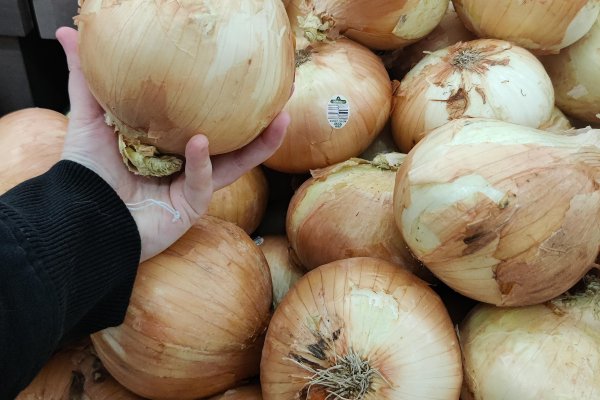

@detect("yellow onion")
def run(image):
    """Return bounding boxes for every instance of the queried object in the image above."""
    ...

[91,216,272,399]
[391,39,554,153]
[204,166,269,234]
[0,108,67,193]
[286,0,448,50]
[460,276,600,399]
[453,0,600,54]
[255,235,305,308]
[539,106,574,134]
[397,1,476,77]
[76,0,295,176]
[393,118,600,306]
[542,16,600,124]
[208,384,263,399]
[287,155,432,281]
[264,38,392,173]
[260,257,462,399]
[16,340,142,400]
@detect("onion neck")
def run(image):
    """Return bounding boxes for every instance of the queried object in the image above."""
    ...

[297,11,335,43]
[118,134,183,177]
[371,152,406,171]
[550,274,600,320]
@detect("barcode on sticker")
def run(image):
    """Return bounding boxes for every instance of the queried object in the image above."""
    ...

[327,95,350,129]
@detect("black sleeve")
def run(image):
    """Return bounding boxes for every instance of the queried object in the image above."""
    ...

[0,160,141,399]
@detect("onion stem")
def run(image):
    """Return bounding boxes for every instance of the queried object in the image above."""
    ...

[297,12,335,43]
[118,134,183,177]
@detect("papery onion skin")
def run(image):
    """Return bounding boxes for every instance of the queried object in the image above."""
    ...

[205,166,268,234]
[391,39,554,153]
[393,118,600,306]
[260,257,462,399]
[257,235,304,308]
[91,216,272,399]
[453,0,600,54]
[286,156,432,281]
[264,37,392,173]
[207,384,263,399]
[539,106,574,134]
[286,0,448,50]
[0,108,67,194]
[542,16,600,124]
[16,341,143,400]
[460,281,600,400]
[76,0,295,159]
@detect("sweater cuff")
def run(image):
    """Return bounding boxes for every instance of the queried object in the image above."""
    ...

[0,160,141,338]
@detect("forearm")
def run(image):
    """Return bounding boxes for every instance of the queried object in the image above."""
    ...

[0,160,140,398]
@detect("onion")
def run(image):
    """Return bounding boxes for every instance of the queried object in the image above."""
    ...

[391,39,554,153]
[286,155,433,281]
[204,166,269,234]
[539,106,574,134]
[286,0,449,50]
[541,16,600,124]
[397,1,476,77]
[91,216,272,399]
[358,119,399,160]
[255,235,304,308]
[460,276,600,399]
[263,38,392,173]
[452,0,600,54]
[76,0,295,176]
[16,340,142,400]
[208,384,263,399]
[260,257,462,399]
[393,118,600,306]
[0,108,67,193]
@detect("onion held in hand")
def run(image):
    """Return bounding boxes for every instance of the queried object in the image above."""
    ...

[91,216,272,399]
[260,257,462,399]
[394,118,600,306]
[76,0,295,176]
[0,108,67,193]
[460,277,600,399]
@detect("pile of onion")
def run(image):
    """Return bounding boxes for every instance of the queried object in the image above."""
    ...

[0,108,67,193]
[264,38,392,173]
[16,340,142,400]
[286,154,432,281]
[542,15,600,124]
[452,0,600,54]
[76,0,295,176]
[208,384,263,399]
[396,1,476,78]
[260,257,462,399]
[285,0,449,50]
[391,39,554,153]
[91,216,272,399]
[255,235,305,308]
[393,118,600,306]
[460,276,600,399]
[204,166,268,234]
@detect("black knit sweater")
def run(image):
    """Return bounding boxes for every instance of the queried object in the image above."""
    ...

[0,160,141,399]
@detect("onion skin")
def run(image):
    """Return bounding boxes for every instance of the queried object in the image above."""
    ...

[542,16,600,124]
[260,257,462,399]
[539,106,574,134]
[393,118,600,306]
[453,0,600,54]
[391,39,554,153]
[257,235,305,308]
[460,281,600,399]
[286,0,449,50]
[16,341,142,400]
[264,38,392,173]
[76,0,295,158]
[0,108,67,194]
[286,157,431,281]
[91,216,272,399]
[207,384,263,399]
[205,166,268,234]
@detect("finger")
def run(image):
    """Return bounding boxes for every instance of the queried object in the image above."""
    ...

[181,135,213,216]
[56,27,104,121]
[211,111,290,190]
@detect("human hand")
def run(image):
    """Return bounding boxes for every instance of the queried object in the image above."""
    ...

[56,27,290,262]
